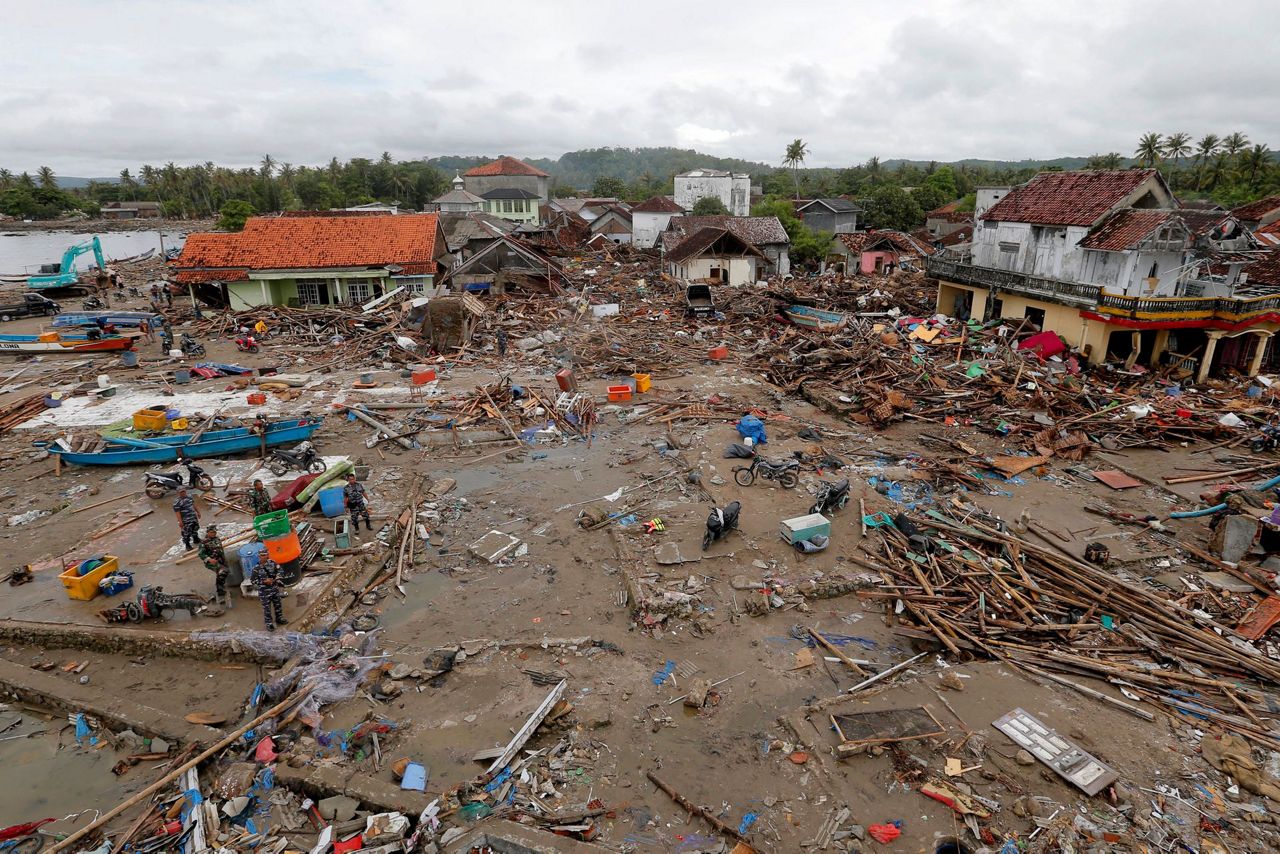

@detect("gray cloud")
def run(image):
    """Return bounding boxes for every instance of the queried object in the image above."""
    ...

[1,0,1276,175]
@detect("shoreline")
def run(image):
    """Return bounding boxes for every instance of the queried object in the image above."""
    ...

[0,217,214,235]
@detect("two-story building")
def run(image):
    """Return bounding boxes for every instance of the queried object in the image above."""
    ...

[930,169,1280,381]
[796,198,861,234]
[631,196,685,248]
[674,168,751,217]
[462,156,551,215]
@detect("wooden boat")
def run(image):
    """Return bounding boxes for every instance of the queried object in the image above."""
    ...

[52,311,167,330]
[783,304,848,332]
[51,417,324,466]
[0,331,135,353]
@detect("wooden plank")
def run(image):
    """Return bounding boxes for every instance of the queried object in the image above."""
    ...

[484,679,566,776]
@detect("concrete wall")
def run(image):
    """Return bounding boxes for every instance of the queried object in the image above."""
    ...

[671,255,759,285]
[484,198,538,223]
[804,210,858,234]
[974,187,1010,219]
[674,174,750,216]
[970,221,1092,281]
[632,211,676,248]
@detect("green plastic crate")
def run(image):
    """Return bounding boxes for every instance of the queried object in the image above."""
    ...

[253,509,291,540]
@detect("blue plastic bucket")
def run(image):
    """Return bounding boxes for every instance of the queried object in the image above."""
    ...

[318,487,346,518]
[238,543,266,576]
[120,350,138,368]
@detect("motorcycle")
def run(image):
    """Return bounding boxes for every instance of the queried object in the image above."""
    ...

[733,457,800,488]
[81,295,105,310]
[235,334,260,353]
[1252,425,1280,453]
[99,585,206,623]
[180,333,206,357]
[267,441,327,476]
[144,459,214,498]
[127,286,144,298]
[809,478,850,515]
[702,501,741,551]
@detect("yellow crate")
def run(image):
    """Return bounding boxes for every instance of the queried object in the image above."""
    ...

[59,556,119,601]
[631,373,652,393]
[132,409,168,432]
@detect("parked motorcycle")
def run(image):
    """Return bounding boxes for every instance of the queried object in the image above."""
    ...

[809,478,850,515]
[1252,425,1280,453]
[81,295,105,310]
[267,441,327,476]
[235,334,260,353]
[99,585,206,623]
[702,501,741,551]
[733,457,800,488]
[144,458,214,498]
[127,286,144,298]
[180,333,206,357]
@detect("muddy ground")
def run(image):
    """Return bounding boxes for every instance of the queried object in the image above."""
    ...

[0,283,1275,853]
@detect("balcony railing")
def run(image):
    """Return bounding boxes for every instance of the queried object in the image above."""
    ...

[926,258,1102,307]
[927,258,1280,323]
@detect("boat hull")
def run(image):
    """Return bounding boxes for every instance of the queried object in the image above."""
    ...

[51,418,324,466]
[783,305,848,331]
[0,335,135,353]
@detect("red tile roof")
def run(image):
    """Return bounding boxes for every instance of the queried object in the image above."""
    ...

[981,169,1159,227]
[838,230,936,257]
[1241,249,1280,287]
[1077,209,1173,251]
[939,227,973,247]
[666,227,764,266]
[1231,195,1280,223]
[173,214,443,281]
[926,200,966,218]
[1254,220,1280,247]
[463,156,549,178]
[632,195,685,213]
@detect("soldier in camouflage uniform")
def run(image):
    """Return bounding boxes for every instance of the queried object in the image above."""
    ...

[251,558,288,632]
[172,488,201,551]
[199,525,230,607]
[249,479,273,517]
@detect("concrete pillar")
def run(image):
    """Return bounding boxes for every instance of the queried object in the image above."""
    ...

[259,280,269,306]
[1248,331,1272,377]
[1197,331,1224,383]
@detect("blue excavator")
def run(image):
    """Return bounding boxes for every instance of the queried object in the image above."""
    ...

[27,235,106,291]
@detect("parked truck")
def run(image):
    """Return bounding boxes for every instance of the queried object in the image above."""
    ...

[0,293,62,322]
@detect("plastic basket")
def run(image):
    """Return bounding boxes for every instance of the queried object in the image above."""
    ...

[253,509,291,540]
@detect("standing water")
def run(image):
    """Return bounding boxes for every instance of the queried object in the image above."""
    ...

[0,229,188,275]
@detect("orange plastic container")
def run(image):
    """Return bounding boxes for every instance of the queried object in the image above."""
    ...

[607,385,633,402]
[631,373,652,393]
[263,530,301,563]
[555,368,577,393]
[133,409,168,431]
[247,392,267,405]
[411,369,436,385]
[709,345,729,360]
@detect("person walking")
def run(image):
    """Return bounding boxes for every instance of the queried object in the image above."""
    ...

[343,473,372,532]
[139,320,154,345]
[251,557,288,631]
[199,524,230,607]
[173,488,202,551]
[497,329,508,357]
[248,479,273,517]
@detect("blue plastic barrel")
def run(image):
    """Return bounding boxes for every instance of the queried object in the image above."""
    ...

[238,543,266,576]
[120,350,139,368]
[317,487,346,518]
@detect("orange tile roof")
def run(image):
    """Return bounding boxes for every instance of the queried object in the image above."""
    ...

[982,169,1158,227]
[174,214,443,279]
[1231,195,1280,222]
[463,156,549,178]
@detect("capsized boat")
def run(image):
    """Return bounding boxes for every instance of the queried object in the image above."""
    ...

[51,417,324,466]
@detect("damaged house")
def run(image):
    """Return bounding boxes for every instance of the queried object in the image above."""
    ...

[664,226,767,285]
[630,195,685,248]
[930,168,1280,380]
[440,234,566,295]
[172,214,449,309]
[832,230,936,275]
[662,215,790,279]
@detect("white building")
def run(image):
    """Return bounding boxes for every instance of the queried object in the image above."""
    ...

[630,196,685,248]
[674,168,751,217]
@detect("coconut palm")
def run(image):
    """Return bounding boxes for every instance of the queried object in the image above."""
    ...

[1240,144,1271,188]
[1194,134,1221,189]
[1205,153,1232,190]
[17,172,35,189]
[0,168,12,190]
[782,138,809,198]
[36,166,56,189]
[1163,132,1192,163]
[1134,133,1163,168]
[1086,152,1124,170]
[1222,132,1250,159]
[119,168,137,197]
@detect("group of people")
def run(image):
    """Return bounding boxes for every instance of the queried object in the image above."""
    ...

[173,470,374,632]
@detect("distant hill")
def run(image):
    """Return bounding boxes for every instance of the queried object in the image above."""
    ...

[427,148,775,190]
[54,176,117,189]
[881,157,1099,172]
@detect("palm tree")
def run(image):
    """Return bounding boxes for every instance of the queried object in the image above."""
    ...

[259,154,276,179]
[1134,133,1163,168]
[1222,132,1250,159]
[1205,153,1231,190]
[1163,132,1192,163]
[1194,134,1220,189]
[17,172,36,190]
[36,166,57,189]
[1241,144,1271,188]
[866,156,882,183]
[1086,152,1124,170]
[0,168,12,190]
[782,139,809,199]
[119,168,137,197]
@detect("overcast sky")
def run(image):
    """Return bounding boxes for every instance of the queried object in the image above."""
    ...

[3,0,1276,176]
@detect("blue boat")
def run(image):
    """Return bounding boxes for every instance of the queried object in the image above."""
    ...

[52,311,168,330]
[783,304,848,332]
[51,417,324,466]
